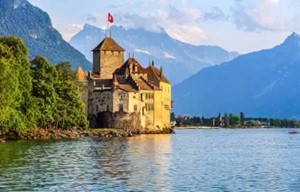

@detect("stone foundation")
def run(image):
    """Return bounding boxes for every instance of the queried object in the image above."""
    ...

[90,112,141,134]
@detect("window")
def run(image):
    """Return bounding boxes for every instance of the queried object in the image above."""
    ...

[119,104,124,112]
[106,104,109,111]
[96,105,99,112]
[134,105,138,112]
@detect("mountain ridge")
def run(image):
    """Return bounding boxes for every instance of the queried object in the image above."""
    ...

[0,0,91,70]
[70,24,238,84]
[172,32,300,118]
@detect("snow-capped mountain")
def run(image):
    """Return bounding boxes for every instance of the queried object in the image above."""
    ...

[70,24,238,84]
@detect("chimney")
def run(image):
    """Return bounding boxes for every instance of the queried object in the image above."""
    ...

[160,66,163,77]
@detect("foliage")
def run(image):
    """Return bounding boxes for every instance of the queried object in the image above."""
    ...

[0,37,88,135]
[174,112,300,128]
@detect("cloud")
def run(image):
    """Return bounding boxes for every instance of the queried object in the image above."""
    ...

[112,5,206,45]
[168,6,203,24]
[165,25,206,45]
[204,7,228,21]
[231,0,284,32]
[61,24,84,41]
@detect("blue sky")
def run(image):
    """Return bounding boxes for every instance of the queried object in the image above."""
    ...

[27,0,300,53]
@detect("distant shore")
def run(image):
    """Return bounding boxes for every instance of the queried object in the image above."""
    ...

[175,126,299,129]
[175,126,220,129]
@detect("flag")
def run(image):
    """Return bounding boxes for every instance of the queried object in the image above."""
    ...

[108,13,114,23]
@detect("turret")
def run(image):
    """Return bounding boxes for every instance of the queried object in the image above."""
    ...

[113,73,119,88]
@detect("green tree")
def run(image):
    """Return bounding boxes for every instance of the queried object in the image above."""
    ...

[230,115,241,127]
[30,57,88,129]
[55,62,88,129]
[240,112,245,125]
[0,37,33,134]
[30,56,59,128]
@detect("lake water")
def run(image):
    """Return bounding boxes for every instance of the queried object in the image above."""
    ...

[0,129,299,191]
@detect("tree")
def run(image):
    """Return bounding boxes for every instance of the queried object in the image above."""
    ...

[0,37,88,136]
[240,112,245,125]
[0,37,33,134]
[170,112,176,121]
[30,57,88,129]
[176,115,183,126]
[230,115,241,127]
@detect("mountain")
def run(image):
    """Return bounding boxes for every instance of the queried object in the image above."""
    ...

[0,0,91,70]
[70,24,238,84]
[173,33,300,118]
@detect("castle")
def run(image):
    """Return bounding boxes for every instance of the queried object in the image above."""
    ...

[76,37,172,130]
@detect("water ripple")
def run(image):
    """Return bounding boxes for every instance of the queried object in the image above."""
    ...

[0,129,299,191]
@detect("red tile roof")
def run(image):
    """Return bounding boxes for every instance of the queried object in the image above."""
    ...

[118,84,137,92]
[146,65,170,84]
[115,58,147,76]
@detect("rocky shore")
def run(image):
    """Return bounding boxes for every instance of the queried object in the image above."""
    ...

[0,127,175,142]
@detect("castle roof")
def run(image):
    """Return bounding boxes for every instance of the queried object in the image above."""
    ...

[118,84,137,92]
[134,77,154,90]
[115,58,147,76]
[76,66,87,81]
[146,65,170,84]
[92,37,125,52]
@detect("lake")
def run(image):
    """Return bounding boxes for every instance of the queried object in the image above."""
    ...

[0,129,299,191]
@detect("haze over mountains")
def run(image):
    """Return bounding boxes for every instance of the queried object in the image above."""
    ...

[173,33,300,118]
[70,24,238,84]
[0,0,91,70]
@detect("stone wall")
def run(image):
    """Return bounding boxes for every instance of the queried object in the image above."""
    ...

[76,80,89,114]
[88,90,113,115]
[93,51,100,73]
[90,112,141,134]
[100,51,124,79]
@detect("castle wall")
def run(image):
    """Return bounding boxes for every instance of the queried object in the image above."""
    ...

[99,51,124,79]
[112,89,129,113]
[76,80,89,114]
[153,82,171,129]
[93,51,100,73]
[88,90,113,115]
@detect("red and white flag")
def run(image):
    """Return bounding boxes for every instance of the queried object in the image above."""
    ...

[108,13,114,23]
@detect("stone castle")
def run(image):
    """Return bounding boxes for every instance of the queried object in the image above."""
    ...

[76,37,172,130]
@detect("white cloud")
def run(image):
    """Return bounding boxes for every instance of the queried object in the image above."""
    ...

[232,0,284,31]
[61,24,84,41]
[112,5,206,45]
[165,25,206,45]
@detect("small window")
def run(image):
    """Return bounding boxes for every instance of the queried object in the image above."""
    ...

[134,105,138,112]
[119,104,124,112]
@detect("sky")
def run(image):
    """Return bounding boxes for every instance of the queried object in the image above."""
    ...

[27,0,300,54]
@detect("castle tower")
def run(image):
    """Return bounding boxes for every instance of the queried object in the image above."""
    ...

[92,37,125,79]
[75,66,89,114]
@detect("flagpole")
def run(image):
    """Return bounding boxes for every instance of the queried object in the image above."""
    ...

[106,22,109,37]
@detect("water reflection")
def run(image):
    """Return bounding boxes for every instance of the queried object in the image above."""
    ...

[0,135,173,191]
[0,129,299,191]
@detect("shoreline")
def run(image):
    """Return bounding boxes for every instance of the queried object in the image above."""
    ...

[0,127,175,143]
[175,126,299,129]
